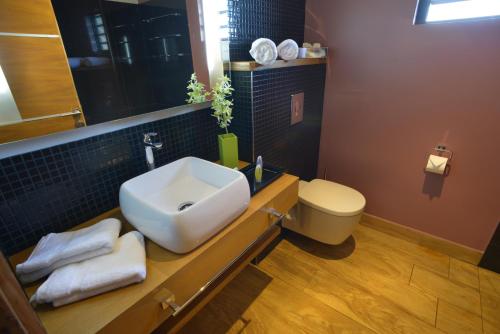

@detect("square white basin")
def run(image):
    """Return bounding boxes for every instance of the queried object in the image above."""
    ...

[119,157,250,253]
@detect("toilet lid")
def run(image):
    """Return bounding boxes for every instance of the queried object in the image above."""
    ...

[299,179,366,217]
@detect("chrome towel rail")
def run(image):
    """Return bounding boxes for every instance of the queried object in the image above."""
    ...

[161,207,289,317]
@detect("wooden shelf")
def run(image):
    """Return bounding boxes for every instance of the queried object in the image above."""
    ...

[10,163,299,334]
[226,58,327,72]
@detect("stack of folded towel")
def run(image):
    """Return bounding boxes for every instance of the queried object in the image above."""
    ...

[16,219,121,284]
[16,219,147,307]
[30,231,146,307]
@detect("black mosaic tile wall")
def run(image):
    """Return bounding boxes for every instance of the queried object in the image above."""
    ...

[231,64,326,180]
[229,71,253,162]
[253,65,326,180]
[0,109,219,256]
[228,0,306,61]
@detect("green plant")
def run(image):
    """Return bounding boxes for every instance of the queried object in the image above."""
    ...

[186,73,209,104]
[211,75,234,134]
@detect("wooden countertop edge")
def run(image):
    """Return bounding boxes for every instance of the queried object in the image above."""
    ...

[10,169,299,334]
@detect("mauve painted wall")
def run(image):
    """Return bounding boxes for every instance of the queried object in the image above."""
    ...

[305,0,500,251]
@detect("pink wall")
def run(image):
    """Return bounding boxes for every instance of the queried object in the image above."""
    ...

[305,0,500,251]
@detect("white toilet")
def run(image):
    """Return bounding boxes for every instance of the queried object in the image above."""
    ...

[283,179,366,245]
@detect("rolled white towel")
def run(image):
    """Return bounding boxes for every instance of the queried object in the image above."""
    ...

[16,219,121,284]
[277,39,299,61]
[30,231,146,307]
[249,38,278,66]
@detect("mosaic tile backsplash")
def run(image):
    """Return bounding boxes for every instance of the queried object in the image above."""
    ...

[228,0,306,61]
[231,64,326,181]
[229,71,254,162]
[253,65,326,181]
[0,109,219,256]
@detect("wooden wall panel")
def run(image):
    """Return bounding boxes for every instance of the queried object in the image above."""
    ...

[0,0,59,35]
[0,115,79,144]
[0,36,81,119]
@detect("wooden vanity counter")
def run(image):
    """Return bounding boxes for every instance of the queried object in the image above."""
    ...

[10,164,299,334]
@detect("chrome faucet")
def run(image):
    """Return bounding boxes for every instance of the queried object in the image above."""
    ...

[143,132,163,171]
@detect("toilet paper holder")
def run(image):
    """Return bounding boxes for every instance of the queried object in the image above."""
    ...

[425,145,453,176]
[432,145,453,161]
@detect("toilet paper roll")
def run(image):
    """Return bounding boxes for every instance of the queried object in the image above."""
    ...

[425,155,448,175]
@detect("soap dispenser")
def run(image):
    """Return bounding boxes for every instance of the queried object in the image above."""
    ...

[255,156,263,183]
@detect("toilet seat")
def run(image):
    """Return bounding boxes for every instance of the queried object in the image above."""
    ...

[299,179,366,217]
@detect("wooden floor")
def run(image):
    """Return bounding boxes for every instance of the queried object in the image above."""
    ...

[180,225,500,334]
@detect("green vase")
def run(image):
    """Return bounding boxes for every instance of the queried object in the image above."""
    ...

[218,133,238,168]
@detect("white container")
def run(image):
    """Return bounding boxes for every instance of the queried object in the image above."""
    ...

[306,47,328,58]
[298,48,307,59]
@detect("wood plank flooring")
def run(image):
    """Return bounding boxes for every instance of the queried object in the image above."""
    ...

[180,225,500,334]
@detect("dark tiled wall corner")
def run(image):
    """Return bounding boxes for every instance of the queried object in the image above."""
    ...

[0,109,219,256]
[228,0,306,61]
[253,65,326,180]
[480,223,500,273]
[230,71,254,162]
[230,64,326,180]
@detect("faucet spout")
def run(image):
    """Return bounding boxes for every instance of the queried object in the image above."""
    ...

[143,132,163,171]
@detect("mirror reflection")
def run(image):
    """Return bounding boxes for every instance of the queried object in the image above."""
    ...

[52,0,196,125]
[0,0,226,144]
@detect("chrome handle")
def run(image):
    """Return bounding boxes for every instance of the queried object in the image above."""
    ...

[143,132,163,149]
[154,288,179,312]
[262,207,291,221]
[162,295,179,312]
[143,132,158,142]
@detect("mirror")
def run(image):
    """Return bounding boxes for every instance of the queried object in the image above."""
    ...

[0,0,229,143]
[53,0,197,125]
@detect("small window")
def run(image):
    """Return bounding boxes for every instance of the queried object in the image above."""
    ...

[415,0,500,24]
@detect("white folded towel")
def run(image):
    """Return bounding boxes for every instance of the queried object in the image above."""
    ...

[249,38,278,66]
[30,231,146,307]
[16,219,121,284]
[277,39,299,60]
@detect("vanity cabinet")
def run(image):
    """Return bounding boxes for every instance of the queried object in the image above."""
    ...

[0,0,85,144]
[11,172,299,334]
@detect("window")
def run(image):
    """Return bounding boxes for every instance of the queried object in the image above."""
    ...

[201,0,230,87]
[85,14,110,52]
[415,0,500,24]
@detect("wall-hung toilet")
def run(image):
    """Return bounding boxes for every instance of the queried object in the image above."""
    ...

[283,179,366,245]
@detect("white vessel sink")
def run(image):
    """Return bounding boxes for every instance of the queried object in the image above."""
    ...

[119,157,250,253]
